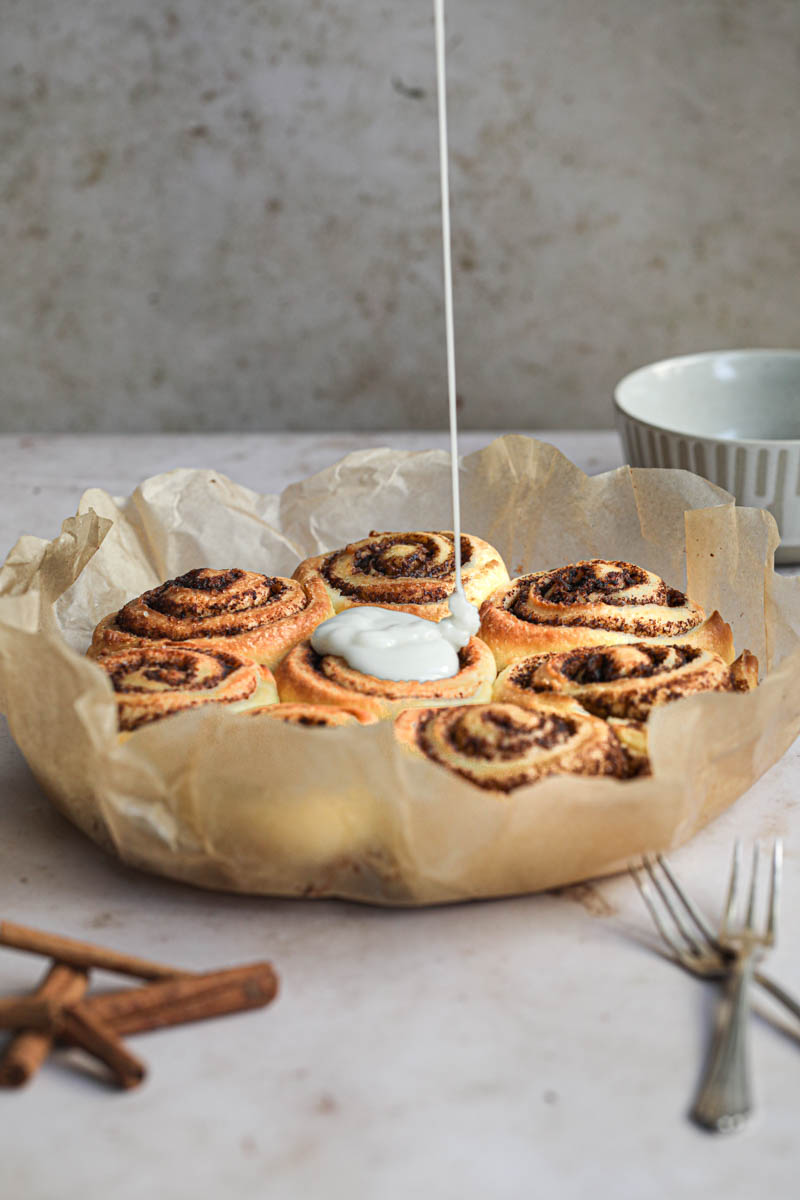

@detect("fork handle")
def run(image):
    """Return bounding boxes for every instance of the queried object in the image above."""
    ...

[691,957,756,1132]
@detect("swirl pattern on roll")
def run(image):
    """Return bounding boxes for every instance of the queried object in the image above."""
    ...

[247,702,376,728]
[293,530,509,620]
[479,559,734,670]
[89,567,334,669]
[394,702,626,792]
[494,643,758,722]
[97,644,279,731]
[274,636,497,721]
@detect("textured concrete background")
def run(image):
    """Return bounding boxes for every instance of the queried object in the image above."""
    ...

[1,0,799,433]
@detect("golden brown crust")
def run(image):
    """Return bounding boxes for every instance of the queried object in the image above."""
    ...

[89,567,334,669]
[274,636,497,721]
[394,701,626,792]
[730,649,759,691]
[293,530,509,620]
[479,559,735,669]
[95,644,279,731]
[493,642,757,722]
[682,609,735,664]
[246,702,378,727]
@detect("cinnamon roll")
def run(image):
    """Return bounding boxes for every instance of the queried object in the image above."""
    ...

[479,559,734,670]
[96,644,279,732]
[293,530,509,621]
[247,702,377,727]
[493,643,758,722]
[274,636,497,722]
[394,701,626,792]
[89,567,333,669]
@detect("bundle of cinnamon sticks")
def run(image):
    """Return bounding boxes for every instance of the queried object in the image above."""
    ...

[0,921,278,1089]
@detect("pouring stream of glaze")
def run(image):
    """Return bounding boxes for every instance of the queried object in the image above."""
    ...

[311,1,479,682]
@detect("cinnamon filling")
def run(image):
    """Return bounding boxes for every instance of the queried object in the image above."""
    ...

[172,568,246,593]
[536,562,649,605]
[505,568,701,635]
[559,645,700,685]
[507,595,701,636]
[141,571,286,619]
[322,532,473,601]
[115,570,300,638]
[107,648,240,694]
[507,655,553,691]
[429,709,576,760]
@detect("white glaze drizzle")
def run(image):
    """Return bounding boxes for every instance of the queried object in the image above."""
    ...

[310,600,479,683]
[434,0,463,595]
[309,1,480,683]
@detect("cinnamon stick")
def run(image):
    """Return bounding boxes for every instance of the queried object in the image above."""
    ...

[0,921,192,981]
[58,1004,146,1090]
[0,996,60,1031]
[82,962,279,1034]
[0,963,88,1088]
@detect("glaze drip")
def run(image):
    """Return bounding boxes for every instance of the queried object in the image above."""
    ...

[310,595,479,683]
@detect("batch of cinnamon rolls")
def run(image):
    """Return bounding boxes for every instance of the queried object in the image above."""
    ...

[88,530,757,793]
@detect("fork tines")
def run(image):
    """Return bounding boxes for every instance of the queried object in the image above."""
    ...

[631,853,719,967]
[720,841,783,947]
[631,840,783,969]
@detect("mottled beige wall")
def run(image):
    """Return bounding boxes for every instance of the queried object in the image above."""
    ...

[1,1,798,432]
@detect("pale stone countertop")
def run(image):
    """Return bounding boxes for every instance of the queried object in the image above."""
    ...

[1,431,799,1200]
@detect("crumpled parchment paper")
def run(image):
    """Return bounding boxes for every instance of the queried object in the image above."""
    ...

[1,436,798,905]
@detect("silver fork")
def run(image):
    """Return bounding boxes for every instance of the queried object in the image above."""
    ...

[631,841,786,1132]
[631,846,798,1022]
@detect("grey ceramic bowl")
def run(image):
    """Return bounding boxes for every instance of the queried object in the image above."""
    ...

[614,349,800,563]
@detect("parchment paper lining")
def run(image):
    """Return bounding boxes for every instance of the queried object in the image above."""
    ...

[1,436,798,905]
